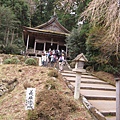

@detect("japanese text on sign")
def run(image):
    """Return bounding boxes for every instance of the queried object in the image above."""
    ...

[25,88,36,110]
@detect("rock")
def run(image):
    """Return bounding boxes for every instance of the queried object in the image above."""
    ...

[0,90,4,96]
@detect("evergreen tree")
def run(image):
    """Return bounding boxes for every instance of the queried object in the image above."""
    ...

[0,6,17,45]
[54,0,79,31]
[31,0,55,27]
[0,0,30,54]
[66,23,89,59]
[0,0,30,35]
[64,0,91,59]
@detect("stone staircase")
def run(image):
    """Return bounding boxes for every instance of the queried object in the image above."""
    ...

[61,70,116,120]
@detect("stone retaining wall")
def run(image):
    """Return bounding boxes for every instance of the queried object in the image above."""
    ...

[0,78,19,96]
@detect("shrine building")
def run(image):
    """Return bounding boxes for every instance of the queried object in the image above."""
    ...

[23,15,70,56]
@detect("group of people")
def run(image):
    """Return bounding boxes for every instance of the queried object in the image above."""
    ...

[41,49,66,71]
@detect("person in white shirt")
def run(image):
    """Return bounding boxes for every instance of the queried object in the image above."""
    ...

[41,53,47,66]
[58,54,65,71]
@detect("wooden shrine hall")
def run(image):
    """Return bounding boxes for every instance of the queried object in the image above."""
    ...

[23,15,70,56]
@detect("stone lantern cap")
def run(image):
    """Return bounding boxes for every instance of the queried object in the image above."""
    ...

[73,53,88,62]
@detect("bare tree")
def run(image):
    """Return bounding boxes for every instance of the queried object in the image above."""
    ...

[80,0,119,59]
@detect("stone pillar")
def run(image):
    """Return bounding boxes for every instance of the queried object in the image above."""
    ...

[73,69,86,100]
[73,70,81,99]
[26,35,29,51]
[115,78,120,120]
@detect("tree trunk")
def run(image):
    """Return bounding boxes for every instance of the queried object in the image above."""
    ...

[11,30,14,45]
[5,28,9,46]
[4,28,7,44]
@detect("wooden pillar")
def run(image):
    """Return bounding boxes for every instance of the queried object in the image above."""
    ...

[57,44,59,50]
[65,44,67,56]
[26,35,29,51]
[44,42,46,52]
[34,41,36,53]
[116,78,120,120]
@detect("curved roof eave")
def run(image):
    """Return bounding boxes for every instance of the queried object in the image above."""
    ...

[23,26,70,36]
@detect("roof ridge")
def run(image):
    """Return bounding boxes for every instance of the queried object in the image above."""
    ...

[34,16,70,33]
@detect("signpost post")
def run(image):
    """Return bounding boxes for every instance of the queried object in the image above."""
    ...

[116,1,120,119]
[115,78,120,120]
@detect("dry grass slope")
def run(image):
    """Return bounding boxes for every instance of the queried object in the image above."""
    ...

[0,64,93,120]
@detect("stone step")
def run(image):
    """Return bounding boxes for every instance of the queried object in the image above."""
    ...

[85,96,116,100]
[81,81,109,84]
[70,82,116,91]
[80,89,116,100]
[61,72,98,79]
[64,76,109,84]
[62,70,75,74]
[68,80,109,85]
[88,100,116,116]
[106,116,116,120]
[81,75,100,79]
[63,70,90,75]
[61,69,117,120]
[61,72,76,77]
[81,87,116,91]
[101,111,116,116]
[65,78,109,85]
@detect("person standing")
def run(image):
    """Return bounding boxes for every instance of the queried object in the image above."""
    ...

[58,53,65,71]
[41,53,47,66]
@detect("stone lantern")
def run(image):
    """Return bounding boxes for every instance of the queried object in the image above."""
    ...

[72,53,88,100]
[73,53,88,70]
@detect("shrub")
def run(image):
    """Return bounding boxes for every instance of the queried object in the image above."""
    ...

[44,79,57,90]
[3,58,12,64]
[26,110,38,120]
[48,69,58,78]
[3,44,20,54]
[11,57,20,64]
[25,58,37,66]
[34,90,77,120]
[69,61,75,68]
[3,57,20,64]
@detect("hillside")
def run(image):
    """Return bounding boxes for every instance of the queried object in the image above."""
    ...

[0,64,93,120]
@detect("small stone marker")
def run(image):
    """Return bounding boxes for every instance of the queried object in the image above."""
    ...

[25,88,36,110]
